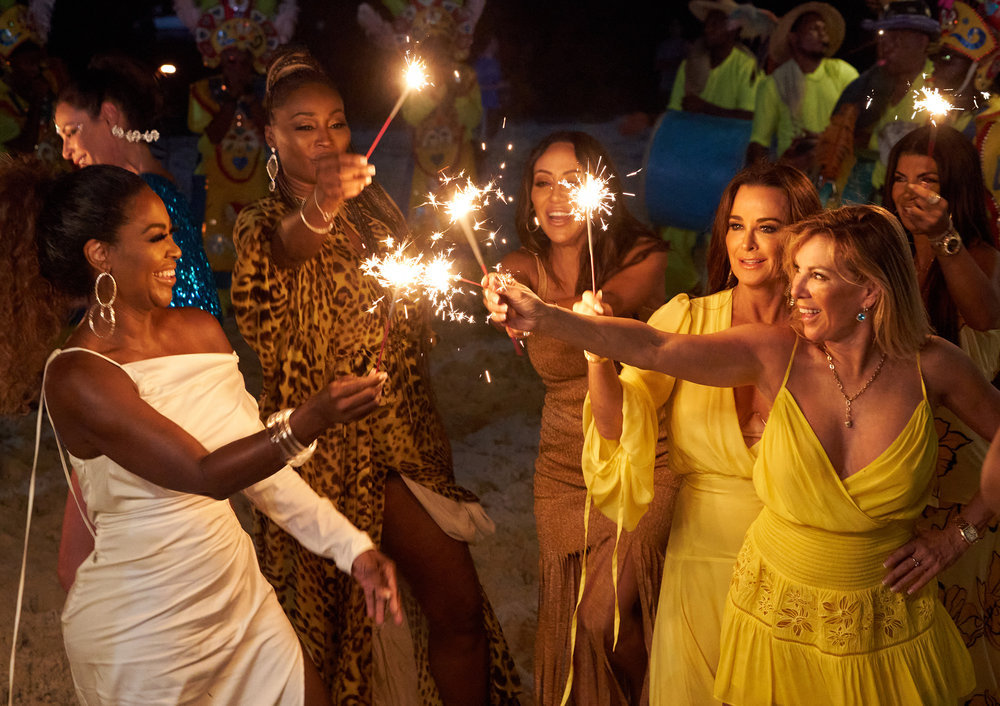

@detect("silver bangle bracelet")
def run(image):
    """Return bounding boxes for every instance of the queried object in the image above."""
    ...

[299,202,331,234]
[266,408,318,467]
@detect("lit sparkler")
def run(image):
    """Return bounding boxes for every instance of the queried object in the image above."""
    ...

[428,176,505,275]
[366,54,431,159]
[565,164,615,293]
[361,240,476,370]
[913,87,958,156]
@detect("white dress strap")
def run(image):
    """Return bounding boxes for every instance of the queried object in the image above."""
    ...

[8,348,109,705]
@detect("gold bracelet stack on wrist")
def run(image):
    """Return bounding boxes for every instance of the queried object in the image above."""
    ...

[583,350,609,364]
[266,408,318,467]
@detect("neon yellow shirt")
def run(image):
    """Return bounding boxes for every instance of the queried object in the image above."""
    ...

[750,57,858,155]
[668,48,759,112]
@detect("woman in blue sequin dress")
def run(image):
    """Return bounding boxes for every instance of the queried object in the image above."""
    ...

[53,55,220,318]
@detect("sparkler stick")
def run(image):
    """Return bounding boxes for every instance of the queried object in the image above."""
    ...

[366,54,430,159]
[566,165,615,294]
[913,87,955,157]
[439,178,493,274]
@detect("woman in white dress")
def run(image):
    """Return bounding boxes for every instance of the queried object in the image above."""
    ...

[1,159,399,705]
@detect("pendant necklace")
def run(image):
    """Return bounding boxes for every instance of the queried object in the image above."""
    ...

[822,346,887,428]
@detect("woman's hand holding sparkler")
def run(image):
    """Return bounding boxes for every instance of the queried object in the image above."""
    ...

[898,181,951,240]
[313,153,375,220]
[572,290,611,318]
[482,271,548,334]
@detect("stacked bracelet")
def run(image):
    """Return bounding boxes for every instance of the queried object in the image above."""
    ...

[299,201,332,234]
[266,408,318,467]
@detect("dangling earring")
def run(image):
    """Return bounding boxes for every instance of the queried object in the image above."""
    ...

[267,147,279,193]
[856,307,869,322]
[526,210,540,233]
[88,271,117,338]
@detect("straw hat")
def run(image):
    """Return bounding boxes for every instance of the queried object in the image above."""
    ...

[860,0,940,36]
[689,0,740,22]
[769,2,846,65]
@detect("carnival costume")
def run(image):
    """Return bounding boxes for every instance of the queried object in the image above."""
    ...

[0,1,63,163]
[713,343,975,705]
[357,0,484,235]
[53,348,376,705]
[231,182,521,704]
[527,255,676,705]
[177,0,292,275]
[582,290,762,706]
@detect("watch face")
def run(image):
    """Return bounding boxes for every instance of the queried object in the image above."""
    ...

[942,234,962,255]
[961,523,980,543]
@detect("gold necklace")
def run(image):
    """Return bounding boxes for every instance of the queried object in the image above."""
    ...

[822,346,888,428]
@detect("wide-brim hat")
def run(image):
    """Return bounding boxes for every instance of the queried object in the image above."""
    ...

[769,2,846,65]
[689,0,740,22]
[861,0,940,37]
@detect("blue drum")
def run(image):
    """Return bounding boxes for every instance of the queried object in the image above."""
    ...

[643,110,753,231]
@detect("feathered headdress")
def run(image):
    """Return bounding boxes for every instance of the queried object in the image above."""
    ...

[0,0,53,58]
[357,0,485,61]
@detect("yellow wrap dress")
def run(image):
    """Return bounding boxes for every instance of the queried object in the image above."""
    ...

[715,345,975,705]
[582,289,763,705]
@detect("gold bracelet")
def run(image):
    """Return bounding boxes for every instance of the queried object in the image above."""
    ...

[299,202,331,234]
[583,350,609,364]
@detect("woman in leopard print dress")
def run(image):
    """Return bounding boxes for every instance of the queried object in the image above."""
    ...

[231,50,520,705]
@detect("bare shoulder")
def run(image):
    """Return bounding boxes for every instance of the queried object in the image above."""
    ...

[158,307,233,355]
[500,248,539,289]
[919,335,981,397]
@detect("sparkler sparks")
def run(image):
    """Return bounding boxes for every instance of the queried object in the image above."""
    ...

[361,239,476,324]
[426,175,506,274]
[565,164,615,293]
[366,53,431,159]
[913,87,956,124]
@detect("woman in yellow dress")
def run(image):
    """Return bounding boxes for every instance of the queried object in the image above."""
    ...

[582,162,820,705]
[486,205,1000,704]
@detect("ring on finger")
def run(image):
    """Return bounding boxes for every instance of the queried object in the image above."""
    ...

[912,556,921,567]
[926,193,941,205]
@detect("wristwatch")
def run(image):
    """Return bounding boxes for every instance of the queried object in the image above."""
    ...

[930,226,963,256]
[956,516,982,544]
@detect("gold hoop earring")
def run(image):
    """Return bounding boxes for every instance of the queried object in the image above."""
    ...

[88,271,117,338]
[267,147,279,192]
[526,211,540,233]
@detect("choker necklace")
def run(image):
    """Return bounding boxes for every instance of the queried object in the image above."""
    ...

[823,346,887,428]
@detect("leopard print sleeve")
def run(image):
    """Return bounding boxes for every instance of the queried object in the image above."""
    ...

[232,197,290,377]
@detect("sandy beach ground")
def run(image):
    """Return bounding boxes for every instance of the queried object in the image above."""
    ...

[0,117,654,703]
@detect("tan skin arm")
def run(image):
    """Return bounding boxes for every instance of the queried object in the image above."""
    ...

[484,278,790,395]
[883,337,1000,593]
[269,153,374,268]
[902,183,1000,330]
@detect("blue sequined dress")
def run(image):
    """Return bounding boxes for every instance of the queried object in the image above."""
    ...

[142,173,221,318]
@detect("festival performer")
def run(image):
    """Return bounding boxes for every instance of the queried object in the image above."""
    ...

[883,125,1000,700]
[487,131,669,704]
[178,0,294,297]
[662,0,770,295]
[0,1,63,162]
[745,3,857,171]
[54,55,221,318]
[357,0,484,235]
[230,49,520,705]
[578,163,821,705]
[815,0,939,204]
[0,160,400,705]
[487,205,1000,704]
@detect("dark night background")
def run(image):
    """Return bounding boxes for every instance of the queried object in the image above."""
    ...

[42,1,883,133]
